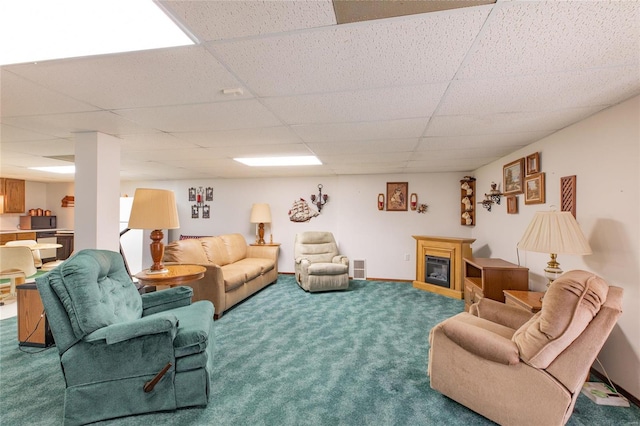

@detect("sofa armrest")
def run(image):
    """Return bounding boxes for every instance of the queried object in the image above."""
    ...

[332,255,348,266]
[85,314,178,344]
[438,315,521,365]
[470,297,534,330]
[141,286,193,316]
[247,244,279,261]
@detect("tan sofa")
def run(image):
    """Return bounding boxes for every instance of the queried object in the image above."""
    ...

[163,234,278,319]
[428,270,623,426]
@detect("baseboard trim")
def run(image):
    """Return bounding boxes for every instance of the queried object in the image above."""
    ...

[589,368,640,408]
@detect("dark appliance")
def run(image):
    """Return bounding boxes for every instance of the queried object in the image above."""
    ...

[19,215,57,230]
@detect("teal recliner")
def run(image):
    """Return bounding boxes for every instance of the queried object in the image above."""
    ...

[36,249,215,425]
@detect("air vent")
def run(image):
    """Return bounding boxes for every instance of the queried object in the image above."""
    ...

[353,259,366,280]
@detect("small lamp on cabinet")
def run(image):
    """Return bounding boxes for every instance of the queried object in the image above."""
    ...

[250,203,272,245]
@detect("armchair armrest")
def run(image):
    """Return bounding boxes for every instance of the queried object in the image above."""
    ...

[85,314,178,345]
[470,297,534,330]
[141,286,193,316]
[332,255,348,266]
[439,315,520,365]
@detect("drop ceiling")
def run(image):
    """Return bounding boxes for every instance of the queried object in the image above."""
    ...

[1,0,638,183]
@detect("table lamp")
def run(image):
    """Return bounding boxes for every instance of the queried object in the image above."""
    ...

[128,188,180,274]
[517,210,592,286]
[250,203,271,245]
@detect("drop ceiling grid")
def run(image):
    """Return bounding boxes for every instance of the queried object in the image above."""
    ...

[455,1,640,80]
[170,126,304,147]
[209,6,491,97]
[417,131,552,151]
[4,46,250,110]
[290,118,428,143]
[159,0,337,42]
[307,138,419,155]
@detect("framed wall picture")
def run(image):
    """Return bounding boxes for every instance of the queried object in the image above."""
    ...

[506,195,518,214]
[386,182,408,211]
[503,158,525,195]
[524,172,545,205]
[526,152,540,175]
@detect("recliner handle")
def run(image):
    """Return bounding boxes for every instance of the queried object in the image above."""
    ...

[143,362,172,393]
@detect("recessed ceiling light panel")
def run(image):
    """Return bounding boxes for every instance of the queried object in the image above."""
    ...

[234,156,322,167]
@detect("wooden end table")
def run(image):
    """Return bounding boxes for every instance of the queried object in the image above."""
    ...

[503,290,544,313]
[134,264,206,289]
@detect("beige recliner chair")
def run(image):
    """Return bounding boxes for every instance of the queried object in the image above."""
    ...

[294,231,349,292]
[428,270,623,426]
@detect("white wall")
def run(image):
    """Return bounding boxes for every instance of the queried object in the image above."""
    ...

[121,172,471,280]
[472,95,640,400]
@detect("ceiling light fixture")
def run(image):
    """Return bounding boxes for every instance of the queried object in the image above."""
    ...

[29,166,76,174]
[234,156,322,167]
[0,0,195,66]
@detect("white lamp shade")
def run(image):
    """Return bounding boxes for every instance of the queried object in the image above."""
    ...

[128,188,180,230]
[250,203,272,224]
[518,211,592,255]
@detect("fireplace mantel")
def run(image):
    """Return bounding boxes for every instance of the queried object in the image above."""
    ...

[412,236,475,299]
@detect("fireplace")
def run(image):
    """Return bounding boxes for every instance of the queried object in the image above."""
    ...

[425,255,450,288]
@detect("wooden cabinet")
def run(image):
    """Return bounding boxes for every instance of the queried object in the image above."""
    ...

[0,232,37,244]
[55,234,74,260]
[17,283,54,347]
[0,178,26,213]
[463,257,529,311]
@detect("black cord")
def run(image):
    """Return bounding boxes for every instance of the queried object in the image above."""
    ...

[18,309,53,354]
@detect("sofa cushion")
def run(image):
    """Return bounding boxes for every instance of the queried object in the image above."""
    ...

[164,238,208,265]
[220,264,248,291]
[200,236,230,266]
[512,270,608,369]
[234,257,274,277]
[221,234,248,264]
[308,262,349,276]
[50,250,142,338]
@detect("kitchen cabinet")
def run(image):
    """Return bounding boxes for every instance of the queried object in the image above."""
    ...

[0,178,26,213]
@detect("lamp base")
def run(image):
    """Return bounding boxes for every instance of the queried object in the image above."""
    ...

[145,268,169,275]
[257,222,266,245]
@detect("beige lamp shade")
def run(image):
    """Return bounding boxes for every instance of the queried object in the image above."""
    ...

[518,211,592,255]
[250,203,272,224]
[128,188,180,230]
[127,188,180,272]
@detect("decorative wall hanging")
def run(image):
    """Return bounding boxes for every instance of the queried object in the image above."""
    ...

[479,195,494,211]
[560,175,577,218]
[503,158,524,195]
[410,193,418,210]
[526,152,540,175]
[417,204,428,214]
[524,172,545,205]
[189,186,213,218]
[310,184,328,212]
[386,182,408,211]
[288,198,319,222]
[507,196,518,214]
[377,194,385,210]
[460,176,475,226]
[485,182,502,205]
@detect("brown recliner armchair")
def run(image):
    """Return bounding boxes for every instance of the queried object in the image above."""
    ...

[428,270,623,426]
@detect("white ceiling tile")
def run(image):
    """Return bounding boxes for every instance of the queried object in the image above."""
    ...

[0,123,64,142]
[458,1,640,79]
[320,151,412,165]
[160,0,337,41]
[417,132,547,151]
[439,66,640,115]
[119,133,201,151]
[1,70,96,117]
[5,46,249,110]
[292,118,428,143]
[173,126,303,147]
[1,138,75,156]
[115,100,282,132]
[264,84,448,125]
[307,139,418,156]
[427,106,605,136]
[211,7,490,96]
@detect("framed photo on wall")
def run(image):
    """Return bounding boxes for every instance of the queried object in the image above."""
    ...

[524,172,545,205]
[386,182,408,211]
[526,152,540,175]
[506,195,518,214]
[503,158,525,195]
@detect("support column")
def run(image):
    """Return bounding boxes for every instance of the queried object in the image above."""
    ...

[74,132,121,252]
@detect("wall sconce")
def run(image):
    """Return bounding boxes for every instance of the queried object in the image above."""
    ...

[410,193,418,210]
[377,194,385,210]
[486,182,503,205]
[311,184,328,212]
[189,186,213,218]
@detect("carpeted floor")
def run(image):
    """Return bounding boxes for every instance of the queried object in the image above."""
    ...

[1,275,638,425]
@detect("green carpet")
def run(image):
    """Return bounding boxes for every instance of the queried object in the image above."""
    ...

[1,275,638,425]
